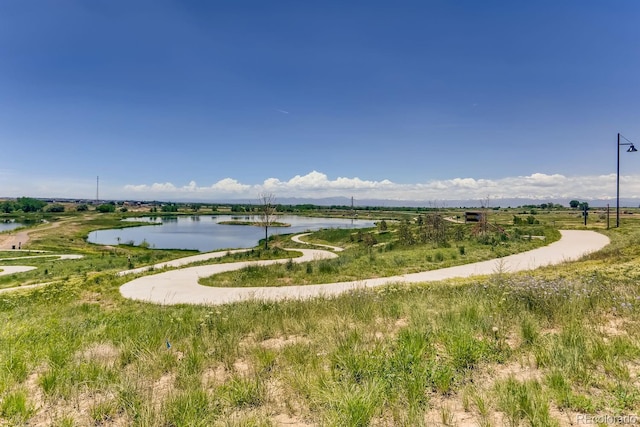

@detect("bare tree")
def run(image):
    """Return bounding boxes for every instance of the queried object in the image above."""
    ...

[258,193,276,249]
[478,195,490,236]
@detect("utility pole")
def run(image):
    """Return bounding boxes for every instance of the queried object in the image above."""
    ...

[96,176,99,203]
[351,196,355,218]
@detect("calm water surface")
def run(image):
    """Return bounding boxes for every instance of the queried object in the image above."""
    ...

[0,220,23,232]
[88,215,375,252]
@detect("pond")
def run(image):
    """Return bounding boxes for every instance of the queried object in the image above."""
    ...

[0,220,24,232]
[88,215,376,252]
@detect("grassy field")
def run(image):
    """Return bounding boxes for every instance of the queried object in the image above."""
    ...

[0,209,638,426]
[199,226,559,288]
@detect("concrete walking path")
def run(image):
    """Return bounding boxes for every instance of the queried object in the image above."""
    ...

[290,233,345,252]
[120,230,609,306]
[0,254,84,278]
[0,281,54,294]
[0,253,85,295]
[0,265,38,276]
[117,249,253,276]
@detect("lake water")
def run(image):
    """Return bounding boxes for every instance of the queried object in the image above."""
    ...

[0,220,23,232]
[88,215,376,252]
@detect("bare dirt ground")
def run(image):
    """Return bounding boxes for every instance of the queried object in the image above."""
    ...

[0,218,68,250]
[0,229,30,250]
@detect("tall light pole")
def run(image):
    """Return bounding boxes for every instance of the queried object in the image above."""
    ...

[616,133,637,227]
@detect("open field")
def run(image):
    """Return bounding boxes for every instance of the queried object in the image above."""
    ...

[0,208,639,426]
[199,227,560,289]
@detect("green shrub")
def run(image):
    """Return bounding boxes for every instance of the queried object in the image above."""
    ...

[46,203,65,213]
[97,203,116,213]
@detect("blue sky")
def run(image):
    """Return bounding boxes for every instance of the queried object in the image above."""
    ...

[1,1,640,203]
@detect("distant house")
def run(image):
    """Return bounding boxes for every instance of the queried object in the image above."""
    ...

[464,211,484,223]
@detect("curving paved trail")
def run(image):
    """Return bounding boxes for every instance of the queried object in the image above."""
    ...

[0,254,84,277]
[290,233,344,252]
[0,218,84,288]
[0,253,85,294]
[0,265,38,276]
[117,249,254,276]
[120,230,610,306]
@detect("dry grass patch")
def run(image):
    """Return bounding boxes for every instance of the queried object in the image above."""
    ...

[26,390,125,427]
[233,359,253,376]
[202,364,229,388]
[260,335,311,350]
[271,412,316,426]
[77,342,120,367]
[599,316,633,338]
[485,359,543,384]
[425,395,478,427]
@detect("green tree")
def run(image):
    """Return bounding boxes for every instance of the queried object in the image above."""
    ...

[46,204,65,213]
[378,219,388,232]
[0,201,15,213]
[569,200,580,208]
[161,203,178,212]
[97,203,116,213]
[16,197,46,212]
[397,220,415,246]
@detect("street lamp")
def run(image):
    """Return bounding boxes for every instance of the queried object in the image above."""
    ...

[616,132,637,227]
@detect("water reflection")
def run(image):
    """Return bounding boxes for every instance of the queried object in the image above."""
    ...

[0,220,23,232]
[90,215,375,252]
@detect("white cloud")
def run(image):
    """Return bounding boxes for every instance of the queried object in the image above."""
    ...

[125,179,251,195]
[1,169,637,204]
[150,182,177,192]
[117,170,640,203]
[210,178,251,192]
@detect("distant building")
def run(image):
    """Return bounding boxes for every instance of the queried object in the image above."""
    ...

[464,211,484,223]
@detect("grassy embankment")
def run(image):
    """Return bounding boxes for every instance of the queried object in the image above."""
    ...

[0,213,195,291]
[0,209,638,425]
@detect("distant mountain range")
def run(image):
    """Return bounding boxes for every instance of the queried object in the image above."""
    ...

[180,196,637,209]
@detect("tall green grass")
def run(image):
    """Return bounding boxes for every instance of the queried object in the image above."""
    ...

[1,216,640,424]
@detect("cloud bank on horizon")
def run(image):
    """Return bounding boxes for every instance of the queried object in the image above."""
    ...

[121,170,634,202]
